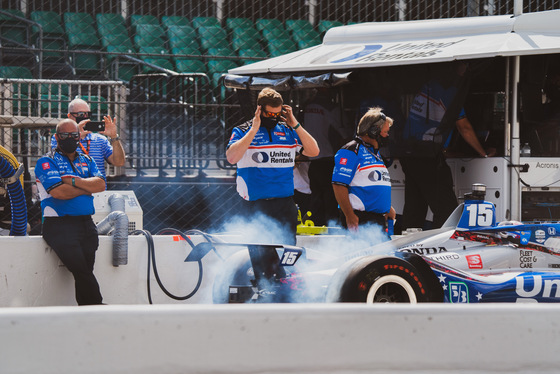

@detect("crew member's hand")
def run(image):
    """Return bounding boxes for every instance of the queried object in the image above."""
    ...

[77,120,91,139]
[385,206,396,221]
[281,105,297,127]
[252,105,262,131]
[100,116,117,138]
[345,212,359,233]
[484,147,497,157]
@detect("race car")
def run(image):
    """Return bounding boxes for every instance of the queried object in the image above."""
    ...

[187,184,560,303]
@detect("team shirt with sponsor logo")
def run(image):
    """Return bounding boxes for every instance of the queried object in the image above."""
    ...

[228,121,302,201]
[35,150,103,217]
[332,138,391,213]
[404,80,466,145]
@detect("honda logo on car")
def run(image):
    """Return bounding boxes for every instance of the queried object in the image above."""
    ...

[516,275,560,300]
[400,246,447,254]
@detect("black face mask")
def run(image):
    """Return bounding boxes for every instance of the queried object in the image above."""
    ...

[58,137,79,154]
[260,116,280,130]
[376,135,388,148]
[73,113,90,123]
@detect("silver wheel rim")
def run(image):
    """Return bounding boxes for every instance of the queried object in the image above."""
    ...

[366,275,418,303]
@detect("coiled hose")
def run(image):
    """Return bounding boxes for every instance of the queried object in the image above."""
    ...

[132,228,223,304]
[0,145,27,236]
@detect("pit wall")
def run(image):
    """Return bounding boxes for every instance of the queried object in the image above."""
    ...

[0,235,223,307]
[1,303,559,374]
[0,234,333,307]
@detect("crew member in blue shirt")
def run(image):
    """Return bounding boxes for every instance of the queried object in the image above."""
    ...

[226,87,319,245]
[51,98,125,180]
[36,119,106,305]
[332,107,396,233]
[401,62,493,230]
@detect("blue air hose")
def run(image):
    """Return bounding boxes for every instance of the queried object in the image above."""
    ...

[0,146,27,236]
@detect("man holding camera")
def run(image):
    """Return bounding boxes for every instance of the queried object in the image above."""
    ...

[51,98,125,180]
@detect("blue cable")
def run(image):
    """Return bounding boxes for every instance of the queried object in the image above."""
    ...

[0,157,27,236]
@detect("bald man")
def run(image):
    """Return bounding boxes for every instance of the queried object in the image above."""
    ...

[36,119,106,305]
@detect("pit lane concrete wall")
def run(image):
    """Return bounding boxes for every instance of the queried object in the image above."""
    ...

[1,303,560,374]
[0,235,226,307]
[0,234,338,307]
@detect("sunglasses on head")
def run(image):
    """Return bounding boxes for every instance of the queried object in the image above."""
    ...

[57,132,80,140]
[262,110,282,118]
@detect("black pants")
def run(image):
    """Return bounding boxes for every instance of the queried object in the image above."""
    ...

[308,157,339,226]
[241,196,298,245]
[42,216,103,305]
[339,209,386,230]
[400,153,458,230]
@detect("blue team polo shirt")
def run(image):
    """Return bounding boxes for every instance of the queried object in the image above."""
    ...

[404,80,466,146]
[35,150,103,217]
[228,121,302,201]
[332,138,391,213]
[52,133,113,178]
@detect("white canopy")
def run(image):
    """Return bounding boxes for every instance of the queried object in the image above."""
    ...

[230,9,560,75]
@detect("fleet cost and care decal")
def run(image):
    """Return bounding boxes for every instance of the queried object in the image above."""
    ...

[519,250,537,268]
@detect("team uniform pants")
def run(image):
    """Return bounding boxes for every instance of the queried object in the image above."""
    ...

[400,153,458,230]
[42,215,103,305]
[241,196,298,245]
[308,157,339,226]
[339,209,386,230]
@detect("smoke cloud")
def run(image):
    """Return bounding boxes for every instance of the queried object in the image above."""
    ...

[199,214,393,304]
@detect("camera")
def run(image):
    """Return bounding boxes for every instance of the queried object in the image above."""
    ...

[84,121,105,132]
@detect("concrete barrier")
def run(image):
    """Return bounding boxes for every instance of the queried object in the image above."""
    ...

[0,235,229,307]
[0,234,346,307]
[1,303,560,373]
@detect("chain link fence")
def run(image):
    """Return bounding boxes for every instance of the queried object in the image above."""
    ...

[0,0,558,232]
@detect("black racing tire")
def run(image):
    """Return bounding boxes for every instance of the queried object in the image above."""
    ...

[212,250,253,304]
[330,256,436,303]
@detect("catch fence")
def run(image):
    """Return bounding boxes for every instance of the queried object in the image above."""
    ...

[0,0,558,232]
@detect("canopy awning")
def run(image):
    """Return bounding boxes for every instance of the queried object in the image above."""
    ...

[229,10,560,77]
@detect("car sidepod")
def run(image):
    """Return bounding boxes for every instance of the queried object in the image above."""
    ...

[426,259,560,303]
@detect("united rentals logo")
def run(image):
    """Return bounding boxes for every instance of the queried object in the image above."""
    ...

[368,169,390,183]
[322,40,466,65]
[331,44,383,63]
[251,152,269,163]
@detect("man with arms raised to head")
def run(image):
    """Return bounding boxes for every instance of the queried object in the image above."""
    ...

[36,119,106,305]
[226,88,320,245]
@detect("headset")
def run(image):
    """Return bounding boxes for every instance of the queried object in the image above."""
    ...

[366,112,387,138]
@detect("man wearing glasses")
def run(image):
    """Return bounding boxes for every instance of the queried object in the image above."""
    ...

[36,119,106,305]
[51,98,125,180]
[226,87,319,245]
